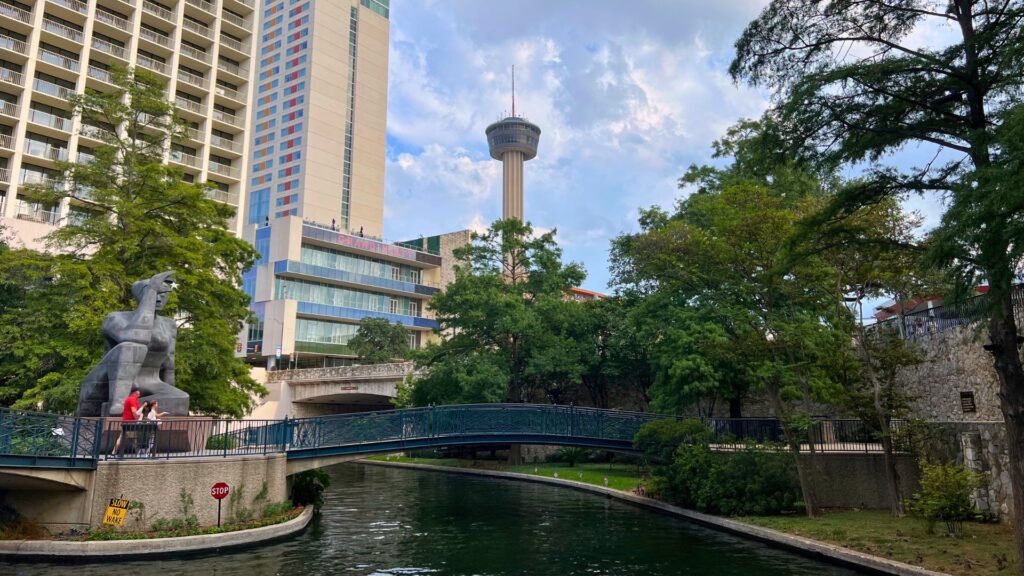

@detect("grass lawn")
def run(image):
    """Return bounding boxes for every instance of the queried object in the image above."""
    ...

[741,510,1017,576]
[365,455,644,491]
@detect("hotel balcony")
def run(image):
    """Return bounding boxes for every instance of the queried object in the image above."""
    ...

[41,19,85,46]
[218,34,249,58]
[90,37,128,62]
[15,200,59,225]
[301,223,444,268]
[274,260,440,299]
[0,33,27,59]
[295,301,439,331]
[0,2,32,26]
[141,1,175,24]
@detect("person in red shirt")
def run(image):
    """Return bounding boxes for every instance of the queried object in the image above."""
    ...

[113,388,142,456]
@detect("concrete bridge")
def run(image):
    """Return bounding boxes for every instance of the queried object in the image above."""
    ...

[250,362,416,419]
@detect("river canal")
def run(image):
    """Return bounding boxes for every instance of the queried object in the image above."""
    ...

[3,463,867,575]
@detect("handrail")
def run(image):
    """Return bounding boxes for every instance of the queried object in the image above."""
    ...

[0,404,910,469]
[0,33,27,54]
[0,100,16,117]
[142,0,175,22]
[0,2,31,24]
[212,108,243,127]
[219,34,248,53]
[137,53,168,75]
[33,77,75,99]
[185,0,214,13]
[177,68,207,88]
[0,67,21,85]
[95,9,130,30]
[91,37,127,60]
[182,18,212,38]
[180,44,211,63]
[209,134,241,152]
[175,96,205,114]
[42,18,84,43]
[139,27,172,48]
[28,108,72,131]
[38,47,80,72]
[49,0,88,15]
[217,59,248,77]
[87,65,113,84]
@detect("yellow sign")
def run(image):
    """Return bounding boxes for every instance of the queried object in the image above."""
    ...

[103,498,130,526]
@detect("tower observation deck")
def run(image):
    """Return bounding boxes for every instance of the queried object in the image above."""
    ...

[486,116,541,222]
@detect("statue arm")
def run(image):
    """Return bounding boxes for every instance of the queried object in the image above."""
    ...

[161,326,176,387]
[122,271,173,345]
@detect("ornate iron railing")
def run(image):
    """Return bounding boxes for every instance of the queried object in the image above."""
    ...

[0,408,101,468]
[0,404,907,470]
[286,404,664,457]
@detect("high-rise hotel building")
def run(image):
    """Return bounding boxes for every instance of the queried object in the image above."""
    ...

[240,0,447,370]
[0,0,258,247]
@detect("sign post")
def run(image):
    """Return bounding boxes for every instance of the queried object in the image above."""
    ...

[103,497,130,527]
[211,482,230,527]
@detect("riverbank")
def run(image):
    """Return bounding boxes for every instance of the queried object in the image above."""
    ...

[366,457,1016,576]
[0,507,313,559]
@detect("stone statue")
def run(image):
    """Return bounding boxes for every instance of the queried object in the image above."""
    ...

[77,271,190,417]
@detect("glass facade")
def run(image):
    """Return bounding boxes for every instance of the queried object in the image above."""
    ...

[276,278,422,317]
[300,244,423,284]
[295,318,359,345]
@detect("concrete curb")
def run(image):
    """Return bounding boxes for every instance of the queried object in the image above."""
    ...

[0,506,313,559]
[363,461,951,576]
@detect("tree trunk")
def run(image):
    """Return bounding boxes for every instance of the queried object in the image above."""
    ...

[986,295,1024,575]
[878,419,905,517]
[729,397,742,418]
[766,384,819,517]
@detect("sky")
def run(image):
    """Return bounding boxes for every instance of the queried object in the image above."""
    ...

[381,0,772,292]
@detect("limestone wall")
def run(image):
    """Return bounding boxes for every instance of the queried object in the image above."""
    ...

[4,454,289,534]
[898,324,1002,421]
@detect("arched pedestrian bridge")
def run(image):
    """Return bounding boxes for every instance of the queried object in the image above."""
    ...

[0,405,897,530]
[0,404,664,478]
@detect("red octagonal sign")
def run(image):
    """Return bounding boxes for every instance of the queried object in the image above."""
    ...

[211,482,230,500]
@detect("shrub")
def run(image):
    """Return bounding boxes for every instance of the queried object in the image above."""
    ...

[549,447,588,467]
[205,434,238,450]
[649,443,801,516]
[634,419,710,464]
[911,461,985,537]
[261,501,294,518]
[291,469,330,510]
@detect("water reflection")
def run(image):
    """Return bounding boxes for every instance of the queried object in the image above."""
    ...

[1,463,866,575]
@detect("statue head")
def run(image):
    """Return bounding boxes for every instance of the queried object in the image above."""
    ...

[131,272,176,311]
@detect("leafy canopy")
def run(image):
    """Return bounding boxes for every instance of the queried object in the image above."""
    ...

[0,68,261,416]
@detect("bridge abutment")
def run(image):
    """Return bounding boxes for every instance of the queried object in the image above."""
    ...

[2,454,288,534]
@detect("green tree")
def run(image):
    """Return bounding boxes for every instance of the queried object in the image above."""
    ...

[347,318,411,365]
[0,68,261,416]
[612,182,850,517]
[732,0,1024,553]
[408,219,587,406]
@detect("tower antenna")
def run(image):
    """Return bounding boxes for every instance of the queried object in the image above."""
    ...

[511,65,515,117]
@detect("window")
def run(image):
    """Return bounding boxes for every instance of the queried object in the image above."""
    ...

[247,187,270,225]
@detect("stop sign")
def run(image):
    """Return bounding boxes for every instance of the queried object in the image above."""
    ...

[211,482,230,500]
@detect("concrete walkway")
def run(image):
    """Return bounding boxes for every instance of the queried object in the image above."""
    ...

[363,460,951,576]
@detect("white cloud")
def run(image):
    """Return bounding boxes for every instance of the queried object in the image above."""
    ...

[384,0,772,290]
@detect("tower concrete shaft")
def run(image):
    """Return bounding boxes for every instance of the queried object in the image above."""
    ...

[486,117,541,223]
[501,150,526,221]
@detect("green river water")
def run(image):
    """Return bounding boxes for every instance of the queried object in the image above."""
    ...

[2,463,867,575]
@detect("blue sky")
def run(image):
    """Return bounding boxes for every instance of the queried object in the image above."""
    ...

[379,0,955,296]
[381,0,771,292]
